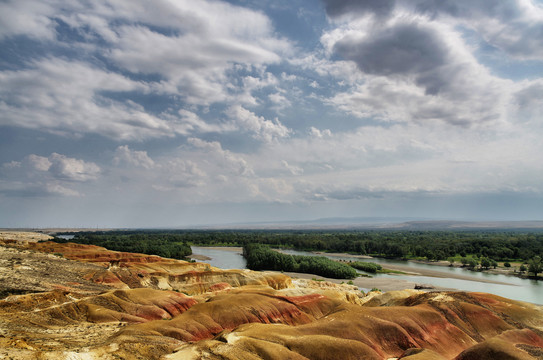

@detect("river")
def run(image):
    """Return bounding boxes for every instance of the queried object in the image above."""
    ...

[191,246,542,305]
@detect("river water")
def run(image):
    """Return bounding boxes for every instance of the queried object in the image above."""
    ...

[191,246,542,305]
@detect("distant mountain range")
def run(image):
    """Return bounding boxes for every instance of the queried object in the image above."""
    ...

[4,218,543,232]
[199,218,543,230]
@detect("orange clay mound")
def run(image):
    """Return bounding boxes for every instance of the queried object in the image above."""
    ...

[2,288,197,327]
[13,241,293,294]
[118,288,341,343]
[1,236,542,360]
[164,291,543,360]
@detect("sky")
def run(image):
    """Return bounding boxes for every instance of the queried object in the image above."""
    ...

[1,0,543,228]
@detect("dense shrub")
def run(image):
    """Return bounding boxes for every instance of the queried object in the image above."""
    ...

[349,261,382,273]
[243,244,357,279]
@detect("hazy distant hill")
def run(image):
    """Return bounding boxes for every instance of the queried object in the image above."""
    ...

[199,218,543,230]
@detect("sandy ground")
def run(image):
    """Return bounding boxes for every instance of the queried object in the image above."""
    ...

[0,231,52,243]
[189,254,212,260]
[194,246,243,252]
[281,272,454,292]
[363,262,514,285]
[313,251,373,259]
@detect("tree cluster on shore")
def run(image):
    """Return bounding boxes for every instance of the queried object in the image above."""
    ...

[243,244,357,279]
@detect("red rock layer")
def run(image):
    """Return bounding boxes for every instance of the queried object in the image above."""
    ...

[18,241,293,294]
[164,291,543,360]
[2,239,542,360]
[119,289,337,343]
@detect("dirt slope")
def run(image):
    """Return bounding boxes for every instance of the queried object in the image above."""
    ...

[1,232,542,360]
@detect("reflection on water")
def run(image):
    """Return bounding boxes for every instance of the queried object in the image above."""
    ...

[192,246,542,304]
[191,246,247,270]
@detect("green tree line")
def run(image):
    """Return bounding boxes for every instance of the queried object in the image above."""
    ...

[57,229,543,263]
[53,232,192,259]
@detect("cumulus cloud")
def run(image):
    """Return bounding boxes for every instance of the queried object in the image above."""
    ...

[27,154,52,172]
[318,5,515,127]
[309,127,332,138]
[225,105,290,142]
[0,0,292,140]
[268,91,292,112]
[0,58,176,140]
[188,138,254,177]
[1,0,543,224]
[68,0,290,106]
[0,153,100,197]
[323,0,396,20]
[113,146,155,169]
[27,153,101,182]
[324,0,543,61]
[410,0,543,60]
[333,22,447,78]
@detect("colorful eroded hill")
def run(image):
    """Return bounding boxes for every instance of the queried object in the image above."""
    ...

[0,232,542,359]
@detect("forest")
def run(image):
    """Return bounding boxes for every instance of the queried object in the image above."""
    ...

[57,229,543,263]
[53,232,192,259]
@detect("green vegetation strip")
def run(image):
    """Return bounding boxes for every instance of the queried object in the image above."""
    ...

[54,229,543,277]
[348,261,407,275]
[348,261,382,273]
[53,233,192,259]
[243,244,357,279]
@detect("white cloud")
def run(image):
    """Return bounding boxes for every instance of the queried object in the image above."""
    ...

[0,58,177,140]
[268,91,292,112]
[47,153,101,181]
[27,154,52,172]
[410,0,543,61]
[0,0,292,140]
[234,73,279,106]
[188,138,254,177]
[162,159,207,189]
[225,105,290,142]
[0,153,100,197]
[309,127,332,138]
[1,0,543,224]
[45,183,82,197]
[5,153,100,182]
[91,0,291,106]
[512,79,543,124]
[0,0,57,40]
[113,145,155,169]
[281,160,304,176]
[320,16,511,127]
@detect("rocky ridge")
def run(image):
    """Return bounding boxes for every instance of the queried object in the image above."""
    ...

[1,232,542,359]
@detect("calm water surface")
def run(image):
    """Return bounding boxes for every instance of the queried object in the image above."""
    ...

[191,246,246,270]
[192,246,542,304]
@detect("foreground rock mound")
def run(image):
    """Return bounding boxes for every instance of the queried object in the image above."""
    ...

[166,291,543,360]
[1,232,542,359]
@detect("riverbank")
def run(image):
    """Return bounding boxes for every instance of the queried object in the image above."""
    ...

[304,249,535,282]
[191,246,513,286]
[280,271,454,292]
